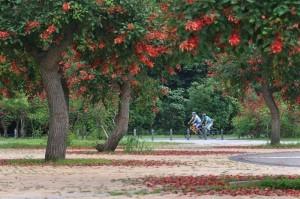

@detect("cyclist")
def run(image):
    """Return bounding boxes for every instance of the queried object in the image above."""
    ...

[188,112,202,130]
[202,113,213,132]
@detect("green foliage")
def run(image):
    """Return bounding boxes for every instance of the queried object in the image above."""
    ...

[122,136,153,153]
[258,177,300,190]
[187,79,239,129]
[130,77,160,129]
[233,103,300,138]
[155,88,187,131]
[27,98,49,137]
[69,98,117,140]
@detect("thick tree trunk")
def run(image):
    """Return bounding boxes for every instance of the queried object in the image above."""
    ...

[261,84,280,145]
[36,26,74,161]
[40,64,69,161]
[96,81,131,152]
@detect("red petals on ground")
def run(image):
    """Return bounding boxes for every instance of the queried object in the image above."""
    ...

[143,175,300,197]
[68,150,243,156]
[0,159,177,167]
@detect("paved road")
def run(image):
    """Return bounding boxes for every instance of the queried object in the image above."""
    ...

[144,138,299,147]
[231,151,300,167]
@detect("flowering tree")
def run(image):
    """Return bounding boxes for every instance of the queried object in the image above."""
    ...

[0,0,170,159]
[61,2,174,151]
[166,0,300,144]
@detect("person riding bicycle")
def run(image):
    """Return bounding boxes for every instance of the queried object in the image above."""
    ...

[201,113,213,132]
[188,112,202,131]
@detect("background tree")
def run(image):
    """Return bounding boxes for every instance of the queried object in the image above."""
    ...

[166,0,300,144]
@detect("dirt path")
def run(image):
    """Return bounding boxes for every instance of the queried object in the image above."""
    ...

[0,147,300,199]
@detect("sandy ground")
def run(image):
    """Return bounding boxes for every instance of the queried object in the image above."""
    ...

[0,146,300,199]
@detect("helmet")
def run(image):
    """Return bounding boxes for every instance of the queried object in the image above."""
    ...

[192,112,196,115]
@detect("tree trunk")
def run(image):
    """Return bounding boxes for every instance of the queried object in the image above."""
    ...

[40,64,69,161]
[37,26,75,161]
[261,84,280,145]
[0,119,7,137]
[20,116,26,137]
[96,81,131,152]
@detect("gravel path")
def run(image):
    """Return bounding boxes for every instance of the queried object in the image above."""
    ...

[0,146,300,199]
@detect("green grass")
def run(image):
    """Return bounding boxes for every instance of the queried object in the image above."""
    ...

[0,137,103,149]
[258,178,300,190]
[0,137,181,149]
[5,158,112,166]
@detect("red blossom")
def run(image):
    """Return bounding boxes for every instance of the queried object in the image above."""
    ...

[185,19,204,31]
[98,41,105,49]
[130,80,139,87]
[160,3,169,12]
[40,24,56,40]
[229,32,240,46]
[167,67,176,75]
[0,31,10,40]
[114,35,125,44]
[0,55,6,63]
[271,36,283,54]
[186,0,194,4]
[127,23,135,30]
[227,15,240,24]
[62,2,71,12]
[129,63,140,75]
[25,21,40,33]
[145,31,168,41]
[152,106,160,113]
[296,96,300,104]
[179,36,199,52]
[138,55,154,68]
[101,64,110,75]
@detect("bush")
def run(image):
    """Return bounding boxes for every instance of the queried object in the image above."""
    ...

[122,136,152,153]
[233,103,300,138]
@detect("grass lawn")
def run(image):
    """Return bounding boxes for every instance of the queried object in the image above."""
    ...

[0,137,185,149]
[0,137,102,149]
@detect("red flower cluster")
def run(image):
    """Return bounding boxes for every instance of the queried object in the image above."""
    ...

[296,96,300,104]
[129,63,140,75]
[98,41,105,49]
[0,31,10,40]
[152,106,160,113]
[144,45,168,58]
[167,67,176,75]
[114,35,125,44]
[25,21,40,33]
[271,36,283,54]
[186,0,194,4]
[185,15,215,31]
[79,70,95,81]
[179,36,199,52]
[145,31,168,41]
[138,55,154,69]
[160,3,169,12]
[101,64,110,75]
[40,24,56,40]
[62,2,71,12]
[228,32,241,46]
[0,55,6,63]
[227,15,240,24]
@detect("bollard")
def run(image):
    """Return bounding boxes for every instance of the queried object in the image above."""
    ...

[151,129,154,141]
[186,128,190,140]
[170,129,173,141]
[221,129,224,140]
[133,128,137,137]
